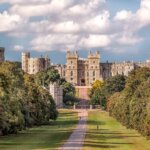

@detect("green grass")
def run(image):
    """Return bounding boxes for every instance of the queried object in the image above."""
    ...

[84,110,150,150]
[0,109,78,150]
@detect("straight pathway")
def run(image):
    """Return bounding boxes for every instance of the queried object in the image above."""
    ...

[60,110,88,150]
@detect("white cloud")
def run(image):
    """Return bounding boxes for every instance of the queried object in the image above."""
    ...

[79,35,110,48]
[9,0,75,18]
[0,11,22,32]
[84,11,110,33]
[53,21,80,33]
[114,10,133,21]
[30,34,79,51]
[0,0,50,4]
[136,0,150,27]
[117,33,142,45]
[14,45,24,51]
[0,0,148,53]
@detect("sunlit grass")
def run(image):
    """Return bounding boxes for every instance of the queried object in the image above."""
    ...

[0,109,78,150]
[84,110,150,150]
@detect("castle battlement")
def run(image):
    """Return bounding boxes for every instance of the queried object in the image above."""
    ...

[67,50,78,58]
[88,51,100,59]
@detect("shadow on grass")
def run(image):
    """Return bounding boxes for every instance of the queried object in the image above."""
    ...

[84,130,136,149]
[83,115,140,149]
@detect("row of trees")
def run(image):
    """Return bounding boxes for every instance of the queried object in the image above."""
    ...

[107,68,150,137]
[35,66,77,106]
[0,62,58,135]
[90,68,150,137]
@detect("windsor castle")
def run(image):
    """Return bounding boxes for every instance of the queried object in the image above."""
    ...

[1,48,150,86]
[21,50,150,86]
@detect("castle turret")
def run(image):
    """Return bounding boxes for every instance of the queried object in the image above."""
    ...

[22,52,30,73]
[88,51,100,85]
[0,47,5,62]
[45,55,50,69]
[66,51,78,85]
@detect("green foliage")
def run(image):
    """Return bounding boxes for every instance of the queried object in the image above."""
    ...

[108,68,150,137]
[104,75,126,98]
[0,62,58,135]
[35,67,77,106]
[61,80,76,105]
[90,75,126,108]
[35,66,60,86]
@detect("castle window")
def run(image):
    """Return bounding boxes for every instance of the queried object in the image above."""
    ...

[93,78,95,81]
[93,71,95,76]
[93,61,95,63]
[71,71,73,76]
[87,72,89,76]
[71,78,73,81]
[71,61,73,64]
[63,71,65,76]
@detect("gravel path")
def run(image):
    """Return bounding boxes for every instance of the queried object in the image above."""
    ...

[60,110,88,150]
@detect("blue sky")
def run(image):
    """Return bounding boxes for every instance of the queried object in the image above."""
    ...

[0,0,150,64]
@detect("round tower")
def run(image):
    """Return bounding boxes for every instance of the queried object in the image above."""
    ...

[22,52,30,73]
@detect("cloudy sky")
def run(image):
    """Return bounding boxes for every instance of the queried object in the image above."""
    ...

[0,0,150,64]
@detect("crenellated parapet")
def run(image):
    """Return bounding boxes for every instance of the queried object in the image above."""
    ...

[88,51,100,59]
[67,50,78,59]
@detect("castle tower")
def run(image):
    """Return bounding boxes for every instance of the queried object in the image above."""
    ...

[88,51,100,85]
[22,52,30,73]
[49,82,63,108]
[66,51,78,85]
[45,55,50,69]
[0,47,5,62]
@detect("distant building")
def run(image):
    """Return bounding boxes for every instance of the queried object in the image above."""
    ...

[21,50,150,86]
[22,52,50,74]
[55,50,150,86]
[49,82,63,108]
[0,47,5,62]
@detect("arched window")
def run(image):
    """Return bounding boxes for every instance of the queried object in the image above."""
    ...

[93,71,95,76]
[71,71,73,76]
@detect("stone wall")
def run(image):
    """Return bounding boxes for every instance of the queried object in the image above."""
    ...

[75,86,91,100]
[49,82,63,108]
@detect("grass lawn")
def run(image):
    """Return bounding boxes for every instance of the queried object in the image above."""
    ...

[84,110,150,150]
[0,109,78,150]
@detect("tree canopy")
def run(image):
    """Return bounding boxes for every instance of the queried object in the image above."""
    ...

[0,62,58,135]
[107,68,150,137]
[89,75,126,108]
[35,67,77,106]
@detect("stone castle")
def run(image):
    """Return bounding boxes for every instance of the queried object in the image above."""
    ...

[22,52,50,74]
[20,50,150,86]
[0,47,5,62]
[55,51,150,86]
